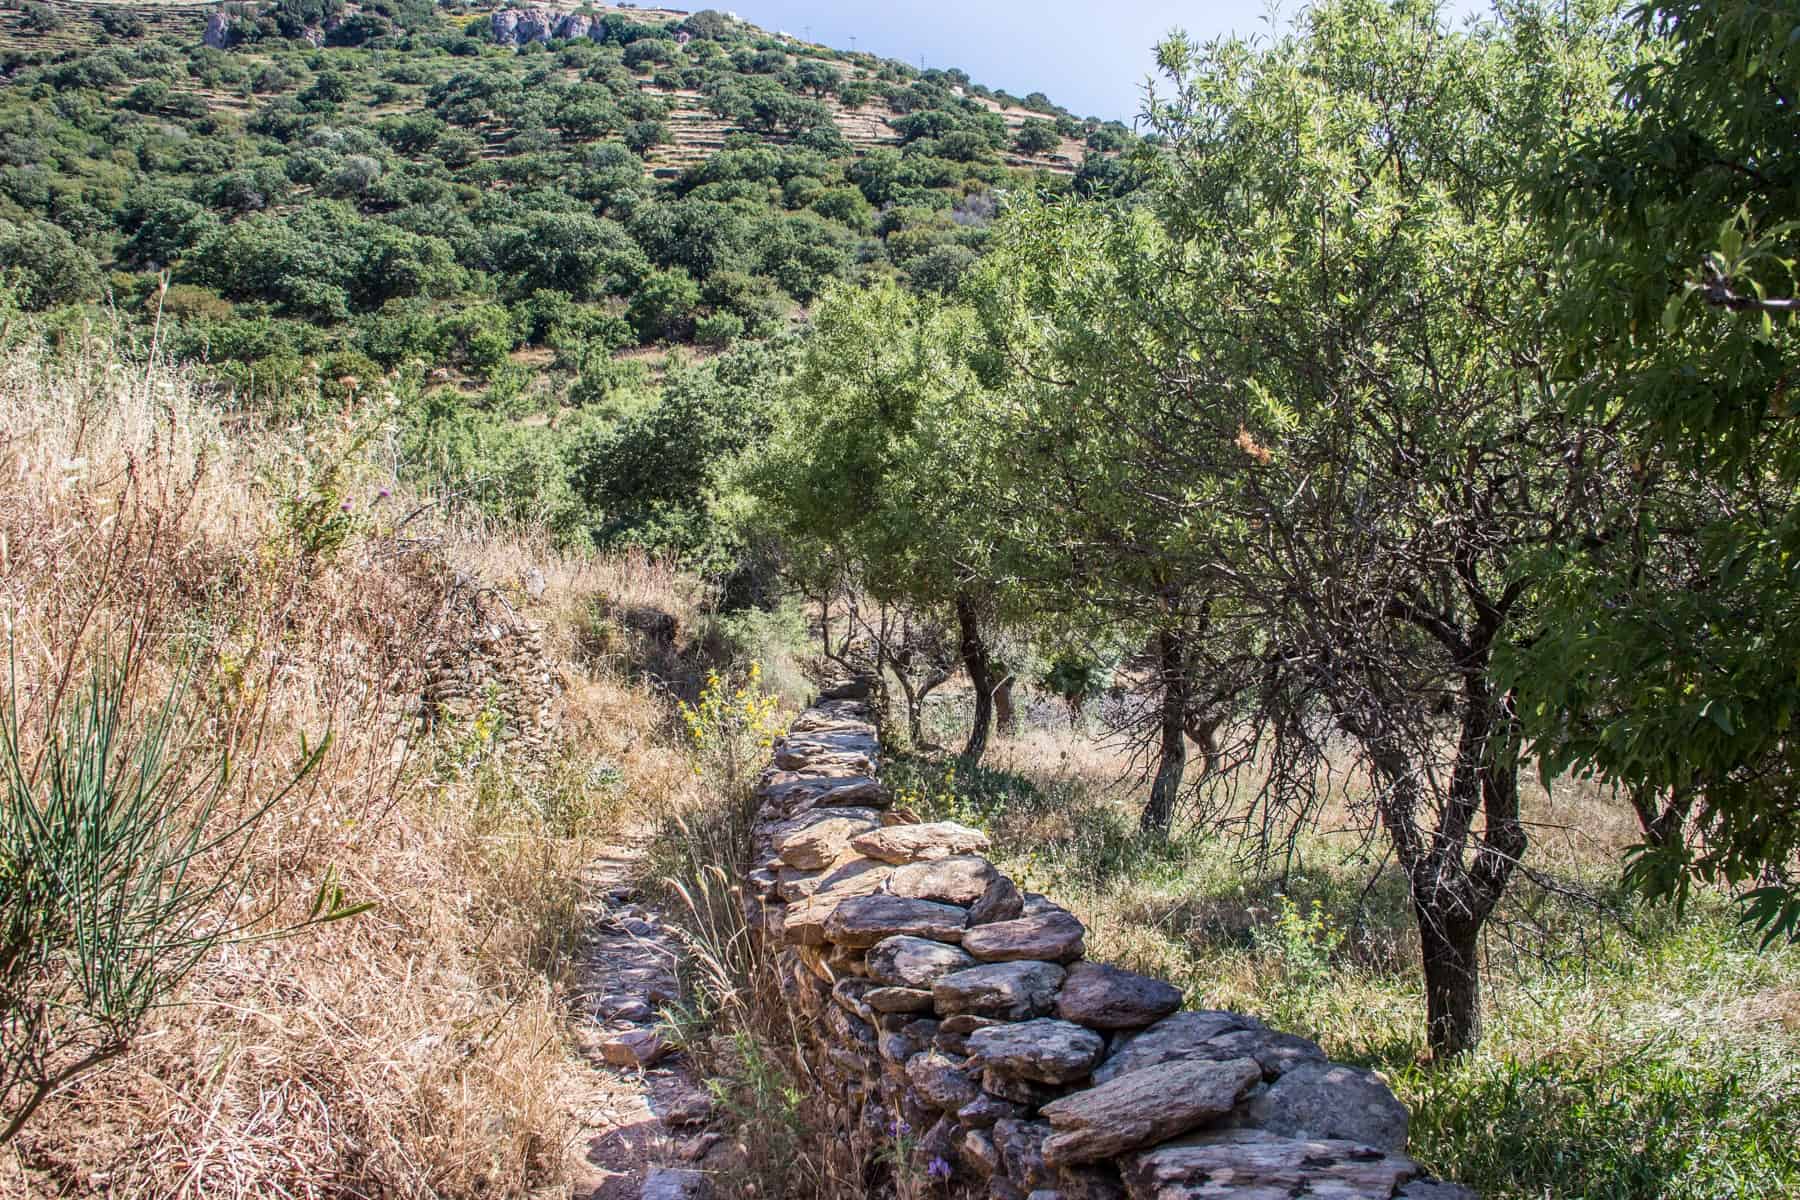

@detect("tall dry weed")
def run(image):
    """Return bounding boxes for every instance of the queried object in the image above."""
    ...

[0,347,644,1198]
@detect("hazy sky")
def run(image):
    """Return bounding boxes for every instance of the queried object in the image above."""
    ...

[715,1,1488,123]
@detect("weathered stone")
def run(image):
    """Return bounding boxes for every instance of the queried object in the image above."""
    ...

[962,1128,1001,1177]
[852,821,991,864]
[879,1030,922,1065]
[599,1028,665,1067]
[889,855,1004,905]
[774,811,881,870]
[962,909,1086,963]
[1026,1192,1062,1200]
[937,1014,1002,1055]
[825,1002,878,1052]
[832,977,877,1022]
[640,1166,712,1200]
[1055,1164,1126,1200]
[658,1090,716,1128]
[1054,962,1182,1030]
[907,1050,983,1110]
[989,1180,1028,1200]
[1121,1129,1421,1200]
[825,942,868,978]
[1038,1056,1262,1166]
[981,1066,1063,1106]
[1092,1010,1266,1084]
[1206,1028,1326,1079]
[993,1118,1055,1191]
[969,874,1027,925]
[968,1019,1106,1084]
[1232,1061,1409,1152]
[825,895,968,948]
[934,961,1066,1020]
[867,935,978,987]
[867,986,936,1013]
[782,863,897,945]
[958,1092,1028,1128]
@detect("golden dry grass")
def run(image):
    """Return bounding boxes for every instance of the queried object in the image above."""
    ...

[0,348,698,1199]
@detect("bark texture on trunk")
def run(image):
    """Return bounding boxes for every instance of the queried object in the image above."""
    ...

[1417,910,1483,1057]
[1140,629,1189,835]
[994,675,1018,736]
[956,594,994,770]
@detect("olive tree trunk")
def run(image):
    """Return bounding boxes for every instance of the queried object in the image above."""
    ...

[1140,628,1189,835]
[956,594,995,770]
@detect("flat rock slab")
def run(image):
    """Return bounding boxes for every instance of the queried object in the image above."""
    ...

[851,821,991,864]
[906,1049,983,1110]
[1056,961,1183,1030]
[867,935,977,987]
[962,909,1086,963]
[1094,1010,1267,1084]
[968,1018,1106,1084]
[933,960,1066,1020]
[781,862,896,945]
[1206,1028,1326,1079]
[867,985,936,1013]
[1122,1128,1421,1200]
[641,1166,713,1200]
[774,813,882,870]
[1232,1061,1409,1152]
[888,855,1004,905]
[824,893,968,947]
[600,1028,667,1068]
[1039,1056,1262,1166]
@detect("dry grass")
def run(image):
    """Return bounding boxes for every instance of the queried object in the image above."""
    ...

[0,346,688,1199]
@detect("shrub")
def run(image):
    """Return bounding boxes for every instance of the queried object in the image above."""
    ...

[0,641,355,1144]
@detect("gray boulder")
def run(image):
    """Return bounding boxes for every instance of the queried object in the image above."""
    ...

[823,894,967,948]
[851,821,991,864]
[962,909,1086,963]
[1054,962,1182,1030]
[1123,1128,1421,1199]
[1233,1060,1409,1152]
[933,960,1066,1020]
[866,935,977,987]
[1037,1056,1261,1166]
[889,855,1004,905]
[1092,1009,1266,1084]
[968,1018,1106,1084]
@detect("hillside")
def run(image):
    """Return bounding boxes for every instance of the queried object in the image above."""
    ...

[0,0,1130,559]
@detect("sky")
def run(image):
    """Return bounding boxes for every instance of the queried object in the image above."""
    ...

[713,1,1487,124]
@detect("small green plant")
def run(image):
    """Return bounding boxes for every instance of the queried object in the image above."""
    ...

[678,661,784,796]
[0,641,363,1144]
[1253,893,1345,988]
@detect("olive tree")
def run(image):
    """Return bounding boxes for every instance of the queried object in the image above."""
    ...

[977,0,1622,1055]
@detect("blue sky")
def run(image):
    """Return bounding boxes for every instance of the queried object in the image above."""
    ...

[714,1,1488,123]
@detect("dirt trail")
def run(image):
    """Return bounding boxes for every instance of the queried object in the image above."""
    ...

[561,844,723,1200]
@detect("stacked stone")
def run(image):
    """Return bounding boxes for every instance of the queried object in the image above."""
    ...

[744,691,1477,1200]
[420,581,563,758]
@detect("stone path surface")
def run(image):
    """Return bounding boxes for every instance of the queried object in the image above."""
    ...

[562,846,725,1200]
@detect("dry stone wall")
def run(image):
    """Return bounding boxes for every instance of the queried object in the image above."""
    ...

[744,691,1478,1200]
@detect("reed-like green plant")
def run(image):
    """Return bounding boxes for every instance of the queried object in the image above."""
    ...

[0,642,363,1144]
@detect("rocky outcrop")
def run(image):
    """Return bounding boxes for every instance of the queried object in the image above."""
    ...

[203,11,233,49]
[741,691,1479,1200]
[489,6,652,47]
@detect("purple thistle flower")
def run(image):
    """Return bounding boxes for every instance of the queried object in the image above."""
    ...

[376,487,391,500]
[926,1156,952,1181]
[887,1118,911,1139]
[339,499,353,512]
